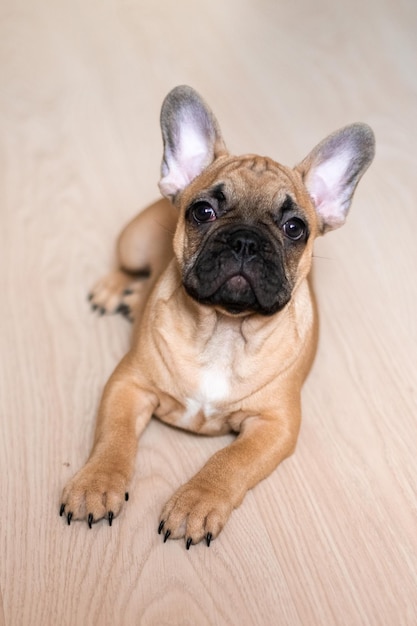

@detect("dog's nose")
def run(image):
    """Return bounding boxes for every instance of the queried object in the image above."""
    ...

[228,230,260,260]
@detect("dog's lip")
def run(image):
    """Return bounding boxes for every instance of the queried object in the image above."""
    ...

[184,268,290,316]
[185,267,254,299]
[224,274,250,289]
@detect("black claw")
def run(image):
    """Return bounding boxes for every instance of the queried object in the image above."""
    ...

[163,529,171,543]
[91,304,98,312]
[116,303,131,318]
[125,492,129,501]
[87,293,93,301]
[206,532,212,547]
[88,513,93,529]
[186,537,192,550]
[59,503,65,517]
[123,289,133,296]
[67,512,73,526]
[108,511,114,527]
[99,307,105,316]
[158,520,165,535]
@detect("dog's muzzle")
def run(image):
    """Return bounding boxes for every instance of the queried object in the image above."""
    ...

[183,225,292,315]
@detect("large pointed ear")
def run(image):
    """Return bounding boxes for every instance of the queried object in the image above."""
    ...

[295,124,375,233]
[158,85,227,200]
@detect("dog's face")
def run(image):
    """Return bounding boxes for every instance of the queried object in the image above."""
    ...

[174,156,318,316]
[158,86,375,316]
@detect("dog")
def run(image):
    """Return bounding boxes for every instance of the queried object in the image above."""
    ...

[60,85,375,548]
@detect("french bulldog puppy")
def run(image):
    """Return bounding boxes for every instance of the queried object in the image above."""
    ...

[60,86,375,548]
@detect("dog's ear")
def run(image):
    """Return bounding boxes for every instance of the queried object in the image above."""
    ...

[159,85,227,200]
[295,124,375,233]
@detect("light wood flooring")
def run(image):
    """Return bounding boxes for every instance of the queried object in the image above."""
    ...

[1,0,416,624]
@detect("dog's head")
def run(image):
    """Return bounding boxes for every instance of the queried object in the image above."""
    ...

[159,86,375,316]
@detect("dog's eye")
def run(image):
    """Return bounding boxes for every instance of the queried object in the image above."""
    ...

[282,218,306,241]
[192,202,217,224]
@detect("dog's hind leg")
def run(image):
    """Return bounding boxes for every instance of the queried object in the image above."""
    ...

[89,198,177,321]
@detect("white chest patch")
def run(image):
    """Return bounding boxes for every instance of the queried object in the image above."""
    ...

[179,364,231,428]
[199,364,230,405]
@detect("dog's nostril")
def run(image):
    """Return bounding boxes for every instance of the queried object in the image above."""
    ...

[247,241,257,256]
[230,234,258,258]
[232,238,243,254]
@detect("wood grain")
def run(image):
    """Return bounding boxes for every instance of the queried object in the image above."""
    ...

[1,0,416,624]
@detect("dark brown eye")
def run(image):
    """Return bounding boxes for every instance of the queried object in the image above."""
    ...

[192,202,217,224]
[283,218,306,241]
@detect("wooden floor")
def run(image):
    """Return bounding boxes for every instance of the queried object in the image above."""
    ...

[1,0,416,624]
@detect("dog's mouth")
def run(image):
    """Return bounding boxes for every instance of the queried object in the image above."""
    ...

[225,275,250,290]
[213,272,257,314]
[184,265,291,316]
[185,273,255,314]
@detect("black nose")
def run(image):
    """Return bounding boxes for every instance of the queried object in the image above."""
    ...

[228,229,260,260]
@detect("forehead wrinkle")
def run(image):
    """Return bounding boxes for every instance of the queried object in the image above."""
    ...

[228,163,297,206]
[185,153,307,210]
[237,157,298,190]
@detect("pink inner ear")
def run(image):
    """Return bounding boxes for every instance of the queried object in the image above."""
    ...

[308,173,328,209]
[159,150,209,199]
[159,120,214,198]
[306,170,346,231]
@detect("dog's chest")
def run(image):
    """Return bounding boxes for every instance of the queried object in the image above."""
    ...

[175,328,239,432]
[179,363,230,427]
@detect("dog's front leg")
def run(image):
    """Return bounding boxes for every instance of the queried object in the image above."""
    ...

[159,404,301,548]
[60,355,157,527]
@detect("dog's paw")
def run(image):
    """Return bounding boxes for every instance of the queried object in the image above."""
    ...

[88,270,145,319]
[114,286,144,323]
[59,463,129,527]
[158,481,233,549]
